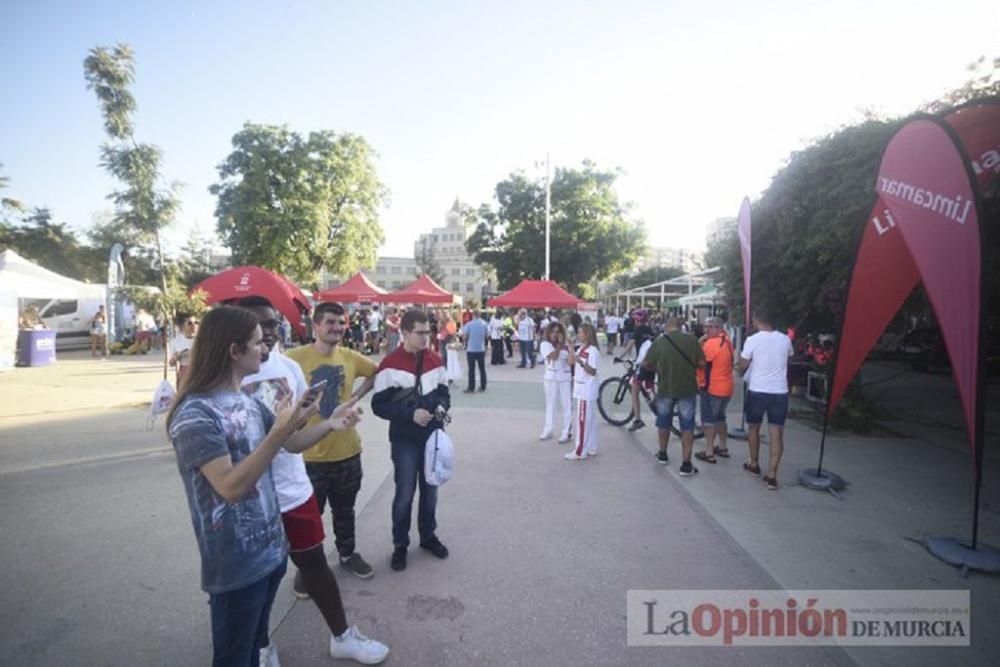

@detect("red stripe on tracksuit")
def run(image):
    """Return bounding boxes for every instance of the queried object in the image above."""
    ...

[575,400,586,456]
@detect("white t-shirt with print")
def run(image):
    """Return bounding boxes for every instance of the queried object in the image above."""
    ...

[605,316,620,334]
[740,330,793,394]
[572,344,601,400]
[241,348,313,513]
[367,311,382,332]
[540,341,572,382]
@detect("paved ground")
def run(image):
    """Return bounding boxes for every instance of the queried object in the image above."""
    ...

[0,349,997,665]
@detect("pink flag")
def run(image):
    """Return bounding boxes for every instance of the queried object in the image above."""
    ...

[737,197,752,325]
[876,118,983,460]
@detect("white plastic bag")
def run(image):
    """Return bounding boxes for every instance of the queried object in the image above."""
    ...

[424,428,454,486]
[147,379,176,430]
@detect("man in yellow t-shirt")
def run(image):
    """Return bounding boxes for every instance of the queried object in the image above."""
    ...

[287,302,377,581]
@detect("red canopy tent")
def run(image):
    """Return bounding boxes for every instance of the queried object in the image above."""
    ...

[193,266,311,337]
[314,271,387,304]
[384,274,456,305]
[488,279,580,308]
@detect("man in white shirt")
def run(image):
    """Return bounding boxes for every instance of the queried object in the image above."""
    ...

[516,309,536,369]
[238,297,389,665]
[604,313,620,353]
[488,311,506,365]
[736,311,794,491]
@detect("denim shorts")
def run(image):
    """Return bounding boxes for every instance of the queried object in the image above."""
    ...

[745,390,789,426]
[700,391,730,425]
[654,395,697,431]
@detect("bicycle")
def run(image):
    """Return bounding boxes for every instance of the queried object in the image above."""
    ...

[597,357,704,439]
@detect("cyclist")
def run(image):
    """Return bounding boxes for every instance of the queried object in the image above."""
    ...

[622,310,657,432]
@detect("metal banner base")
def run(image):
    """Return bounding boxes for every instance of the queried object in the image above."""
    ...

[925,537,1000,577]
[798,468,847,498]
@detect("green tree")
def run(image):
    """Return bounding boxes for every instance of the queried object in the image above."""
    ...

[0,207,98,280]
[84,44,180,294]
[176,229,219,288]
[211,123,387,286]
[710,118,904,331]
[466,161,646,292]
[611,265,684,291]
[415,237,446,285]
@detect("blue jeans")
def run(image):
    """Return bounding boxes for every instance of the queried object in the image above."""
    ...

[208,559,287,667]
[654,395,697,431]
[391,439,438,548]
[745,390,789,426]
[467,351,486,390]
[518,340,536,367]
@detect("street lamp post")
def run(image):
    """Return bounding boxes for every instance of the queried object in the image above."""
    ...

[544,152,551,281]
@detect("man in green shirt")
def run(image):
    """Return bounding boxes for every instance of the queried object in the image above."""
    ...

[642,317,705,476]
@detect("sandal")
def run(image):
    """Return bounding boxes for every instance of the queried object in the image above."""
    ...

[694,451,717,464]
[714,447,731,458]
[743,462,761,477]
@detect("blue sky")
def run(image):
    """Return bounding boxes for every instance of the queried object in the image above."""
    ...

[1,0,996,259]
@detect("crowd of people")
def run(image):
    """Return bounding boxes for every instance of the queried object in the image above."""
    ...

[163,293,801,666]
[167,300,462,666]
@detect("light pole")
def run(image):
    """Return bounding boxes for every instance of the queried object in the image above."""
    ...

[544,152,551,281]
[535,153,551,281]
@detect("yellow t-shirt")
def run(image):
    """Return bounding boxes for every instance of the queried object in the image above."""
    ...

[285,344,377,463]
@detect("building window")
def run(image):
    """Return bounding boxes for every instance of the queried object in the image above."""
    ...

[392,281,402,288]
[451,268,460,276]
[451,282,461,292]
[391,266,401,275]
[376,265,385,274]
[466,268,475,276]
[466,283,474,293]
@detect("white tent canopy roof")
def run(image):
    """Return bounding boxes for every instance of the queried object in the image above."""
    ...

[0,249,106,300]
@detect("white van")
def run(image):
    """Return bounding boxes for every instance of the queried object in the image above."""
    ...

[21,295,107,350]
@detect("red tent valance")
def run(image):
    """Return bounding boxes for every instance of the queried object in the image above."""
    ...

[314,271,387,304]
[384,274,456,304]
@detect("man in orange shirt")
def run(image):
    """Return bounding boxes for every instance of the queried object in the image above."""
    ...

[695,317,735,463]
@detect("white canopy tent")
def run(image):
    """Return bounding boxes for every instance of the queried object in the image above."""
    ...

[0,249,106,300]
[607,266,721,313]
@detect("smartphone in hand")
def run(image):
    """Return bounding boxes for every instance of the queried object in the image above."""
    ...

[302,379,328,408]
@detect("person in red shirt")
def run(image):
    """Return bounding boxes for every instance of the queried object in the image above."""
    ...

[695,317,735,463]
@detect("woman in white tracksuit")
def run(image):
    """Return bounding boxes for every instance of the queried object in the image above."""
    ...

[566,323,601,461]
[539,321,573,443]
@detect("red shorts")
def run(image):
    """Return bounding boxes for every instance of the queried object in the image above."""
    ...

[281,494,325,552]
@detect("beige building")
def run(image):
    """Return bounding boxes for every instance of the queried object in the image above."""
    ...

[410,199,493,303]
[706,216,737,248]
[635,246,703,274]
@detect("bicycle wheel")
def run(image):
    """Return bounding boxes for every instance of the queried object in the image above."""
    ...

[597,376,635,426]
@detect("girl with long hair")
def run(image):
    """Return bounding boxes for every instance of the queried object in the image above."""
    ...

[167,306,324,666]
[565,322,601,461]
[539,321,573,442]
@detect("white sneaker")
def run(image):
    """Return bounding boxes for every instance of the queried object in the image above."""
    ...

[260,643,281,667]
[330,626,389,664]
[587,450,598,457]
[558,434,571,443]
[539,432,553,441]
[564,452,586,461]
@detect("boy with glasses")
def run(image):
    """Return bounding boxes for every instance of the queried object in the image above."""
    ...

[371,309,451,571]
